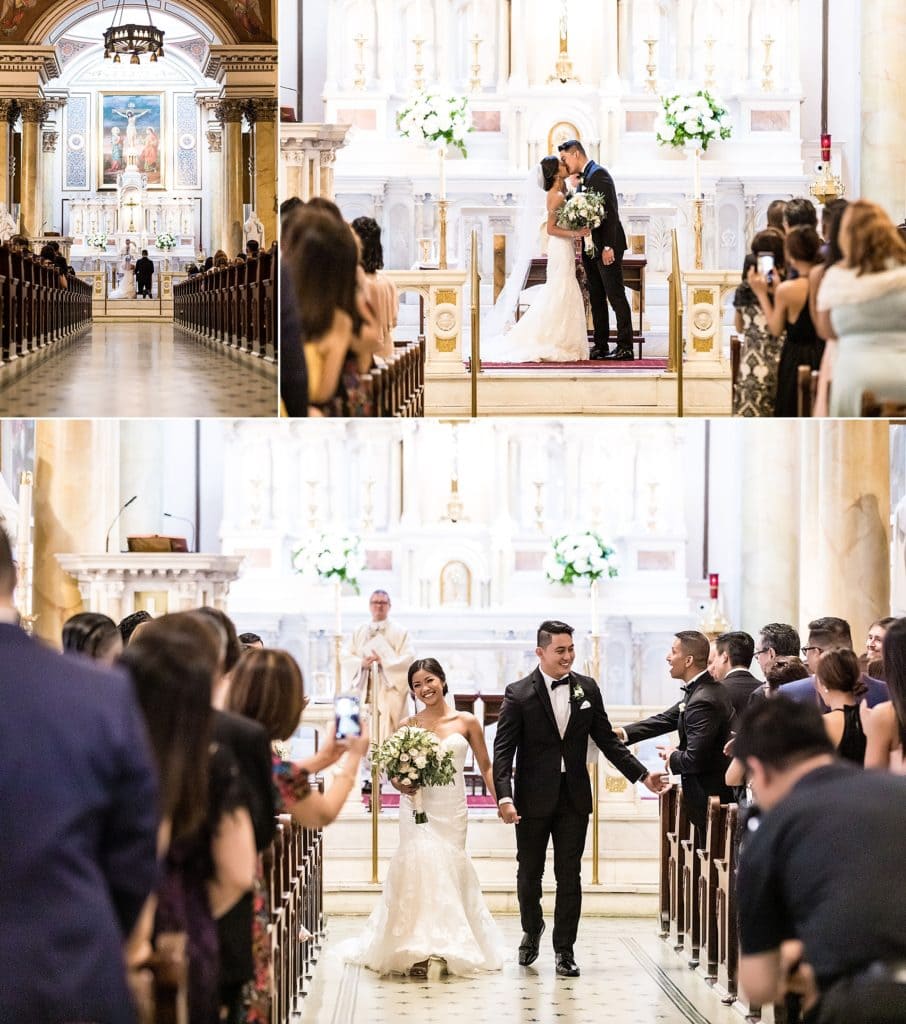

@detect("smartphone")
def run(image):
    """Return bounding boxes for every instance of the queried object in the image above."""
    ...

[756,252,775,282]
[335,693,362,740]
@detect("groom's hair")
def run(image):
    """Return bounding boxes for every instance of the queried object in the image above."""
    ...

[538,620,574,648]
[675,630,711,667]
[558,139,586,158]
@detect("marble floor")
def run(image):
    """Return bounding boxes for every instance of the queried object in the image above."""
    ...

[0,323,276,417]
[300,917,743,1024]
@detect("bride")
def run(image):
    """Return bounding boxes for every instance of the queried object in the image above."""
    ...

[110,251,136,300]
[343,658,504,976]
[482,156,591,362]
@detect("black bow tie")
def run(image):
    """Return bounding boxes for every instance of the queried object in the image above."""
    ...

[551,676,571,690]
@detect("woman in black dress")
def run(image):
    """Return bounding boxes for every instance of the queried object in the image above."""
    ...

[817,648,868,766]
[747,225,824,416]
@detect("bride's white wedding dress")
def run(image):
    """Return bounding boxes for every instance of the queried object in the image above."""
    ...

[343,732,504,975]
[481,228,589,363]
[110,261,136,300]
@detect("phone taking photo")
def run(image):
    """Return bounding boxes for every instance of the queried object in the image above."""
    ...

[756,251,775,283]
[335,693,362,740]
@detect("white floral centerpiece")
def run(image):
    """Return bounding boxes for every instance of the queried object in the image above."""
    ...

[396,90,472,156]
[654,90,732,151]
[86,232,108,251]
[557,190,607,255]
[155,232,177,251]
[543,531,618,586]
[374,725,457,823]
[291,531,365,592]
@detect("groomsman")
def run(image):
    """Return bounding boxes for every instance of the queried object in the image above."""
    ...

[558,139,634,360]
[708,631,761,716]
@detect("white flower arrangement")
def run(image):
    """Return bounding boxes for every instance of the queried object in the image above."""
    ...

[654,90,732,151]
[543,531,618,586]
[374,725,457,823]
[557,190,607,255]
[291,532,365,592]
[86,233,108,250]
[155,232,177,250]
[396,90,472,156]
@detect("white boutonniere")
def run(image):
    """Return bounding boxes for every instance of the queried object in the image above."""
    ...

[679,702,687,713]
[572,683,584,702]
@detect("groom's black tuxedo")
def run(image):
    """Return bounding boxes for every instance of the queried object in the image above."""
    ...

[578,160,633,354]
[494,667,647,955]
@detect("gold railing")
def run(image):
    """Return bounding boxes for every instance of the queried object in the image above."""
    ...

[667,228,685,416]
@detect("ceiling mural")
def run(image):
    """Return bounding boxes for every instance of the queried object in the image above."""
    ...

[0,0,274,44]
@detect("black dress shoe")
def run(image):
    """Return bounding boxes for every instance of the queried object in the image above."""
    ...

[604,347,634,361]
[518,920,545,966]
[589,347,609,360]
[555,952,580,977]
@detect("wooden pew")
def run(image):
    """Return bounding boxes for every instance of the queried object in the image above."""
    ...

[667,788,691,950]
[681,818,702,966]
[714,803,739,1001]
[697,797,728,980]
[659,786,679,937]
[861,392,906,417]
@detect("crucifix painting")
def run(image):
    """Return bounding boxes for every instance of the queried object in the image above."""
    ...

[100,93,164,188]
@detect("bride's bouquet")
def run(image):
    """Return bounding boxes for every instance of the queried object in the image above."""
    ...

[375,726,457,824]
[556,191,607,255]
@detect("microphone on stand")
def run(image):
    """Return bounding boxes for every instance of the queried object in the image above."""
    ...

[105,495,138,553]
[163,512,197,553]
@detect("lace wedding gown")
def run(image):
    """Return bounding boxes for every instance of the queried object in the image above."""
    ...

[481,233,589,363]
[343,733,504,975]
[110,262,136,300]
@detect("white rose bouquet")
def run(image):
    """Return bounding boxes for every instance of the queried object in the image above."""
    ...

[374,725,457,823]
[654,90,732,151]
[543,530,618,586]
[396,90,472,156]
[86,233,108,250]
[291,532,366,592]
[156,232,177,250]
[556,190,607,255]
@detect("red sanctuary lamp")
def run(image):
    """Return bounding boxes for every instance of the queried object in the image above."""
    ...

[700,572,731,640]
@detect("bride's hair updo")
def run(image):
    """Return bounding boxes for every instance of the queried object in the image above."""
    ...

[407,657,449,696]
[540,155,561,192]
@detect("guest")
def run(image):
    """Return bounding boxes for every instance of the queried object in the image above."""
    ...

[733,229,787,416]
[238,631,264,649]
[118,608,153,646]
[753,622,801,678]
[864,617,906,772]
[279,259,307,415]
[0,527,159,1024]
[186,263,200,276]
[747,655,810,704]
[351,216,399,361]
[808,198,848,415]
[815,649,868,765]
[864,615,895,667]
[815,200,906,417]
[62,610,123,664]
[54,253,69,288]
[783,196,819,232]
[748,225,824,417]
[246,239,260,259]
[708,631,761,715]
[766,199,787,233]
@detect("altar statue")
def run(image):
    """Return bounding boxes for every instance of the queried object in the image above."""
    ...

[244,209,265,247]
[0,202,18,243]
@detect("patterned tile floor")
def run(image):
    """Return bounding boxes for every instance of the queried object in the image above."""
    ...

[300,917,743,1024]
[0,323,276,417]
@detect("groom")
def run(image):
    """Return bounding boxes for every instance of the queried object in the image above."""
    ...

[558,140,634,361]
[494,620,668,977]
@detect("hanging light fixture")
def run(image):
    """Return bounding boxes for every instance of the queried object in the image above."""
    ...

[103,0,165,65]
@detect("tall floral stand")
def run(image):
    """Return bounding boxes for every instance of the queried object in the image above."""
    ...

[437,145,449,269]
[689,146,704,269]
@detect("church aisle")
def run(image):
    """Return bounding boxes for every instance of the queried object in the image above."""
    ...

[302,917,741,1024]
[0,324,276,417]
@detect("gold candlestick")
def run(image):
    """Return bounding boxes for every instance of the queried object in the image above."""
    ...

[762,35,775,92]
[693,198,704,270]
[437,197,449,269]
[547,0,578,83]
[353,33,367,90]
[333,633,343,696]
[533,480,544,533]
[469,33,482,92]
[704,36,716,90]
[413,35,426,91]
[644,37,658,94]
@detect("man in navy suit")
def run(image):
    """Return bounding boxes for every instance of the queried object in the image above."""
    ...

[0,527,159,1024]
[559,139,634,361]
[779,616,889,708]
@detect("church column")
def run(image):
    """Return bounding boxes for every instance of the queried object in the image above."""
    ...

[247,98,278,248]
[508,0,528,87]
[861,0,906,218]
[216,99,245,256]
[19,100,48,240]
[0,100,13,208]
[41,129,59,235]
[206,127,223,253]
[739,420,801,635]
[33,420,120,645]
[798,421,891,646]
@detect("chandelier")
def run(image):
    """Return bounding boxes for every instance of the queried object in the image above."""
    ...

[103,0,165,65]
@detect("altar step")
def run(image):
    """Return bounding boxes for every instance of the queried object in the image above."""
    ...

[324,805,660,916]
[92,298,173,322]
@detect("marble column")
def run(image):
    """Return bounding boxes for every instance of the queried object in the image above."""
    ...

[19,100,48,240]
[0,100,13,207]
[248,98,278,248]
[33,420,120,645]
[861,0,906,219]
[739,420,801,637]
[508,0,528,86]
[216,99,245,256]
[41,130,59,234]
[319,147,336,199]
[799,421,891,647]
[206,128,223,254]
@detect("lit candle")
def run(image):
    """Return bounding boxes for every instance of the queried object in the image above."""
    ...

[590,578,599,637]
[694,147,702,200]
[415,0,424,35]
[439,146,447,200]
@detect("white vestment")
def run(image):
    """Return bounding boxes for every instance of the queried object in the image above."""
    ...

[341,619,415,739]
